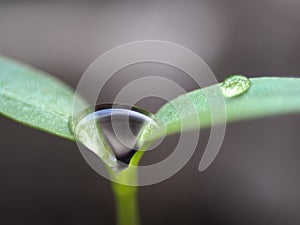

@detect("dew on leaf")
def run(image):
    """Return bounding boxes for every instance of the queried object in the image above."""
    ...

[221,75,251,97]
[72,103,159,171]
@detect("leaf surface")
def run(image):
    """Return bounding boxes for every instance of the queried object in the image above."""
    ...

[0,56,86,140]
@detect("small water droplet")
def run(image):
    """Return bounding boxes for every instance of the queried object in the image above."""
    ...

[221,75,251,97]
[73,103,160,172]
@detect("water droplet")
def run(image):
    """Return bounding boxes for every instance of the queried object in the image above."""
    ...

[221,75,251,97]
[72,103,160,171]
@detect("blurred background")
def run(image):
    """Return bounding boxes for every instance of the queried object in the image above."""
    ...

[1,0,300,224]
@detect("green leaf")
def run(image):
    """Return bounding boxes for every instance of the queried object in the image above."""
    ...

[1,55,299,147]
[0,55,87,140]
[155,77,300,137]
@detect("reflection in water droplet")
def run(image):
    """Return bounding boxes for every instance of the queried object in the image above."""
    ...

[73,103,159,172]
[221,75,251,97]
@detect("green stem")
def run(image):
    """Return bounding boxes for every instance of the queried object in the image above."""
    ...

[110,166,140,225]
[112,182,139,225]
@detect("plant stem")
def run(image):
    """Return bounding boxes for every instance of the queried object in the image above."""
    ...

[110,167,140,225]
[112,182,139,225]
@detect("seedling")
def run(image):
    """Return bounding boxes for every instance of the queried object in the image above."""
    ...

[1,56,300,225]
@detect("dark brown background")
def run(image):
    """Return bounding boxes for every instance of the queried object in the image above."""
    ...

[0,0,300,224]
